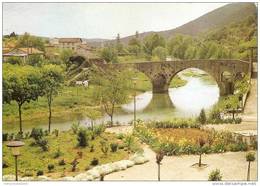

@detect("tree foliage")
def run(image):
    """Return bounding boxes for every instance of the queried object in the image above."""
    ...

[3,64,44,133]
[89,66,132,125]
[143,33,165,59]
[99,45,118,63]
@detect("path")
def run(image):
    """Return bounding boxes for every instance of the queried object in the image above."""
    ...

[204,78,257,133]
[105,126,257,181]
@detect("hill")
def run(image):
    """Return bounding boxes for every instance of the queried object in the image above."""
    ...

[97,2,256,46]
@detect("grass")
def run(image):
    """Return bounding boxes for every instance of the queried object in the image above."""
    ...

[3,130,130,178]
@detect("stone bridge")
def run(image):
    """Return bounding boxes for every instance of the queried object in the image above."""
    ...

[97,59,251,96]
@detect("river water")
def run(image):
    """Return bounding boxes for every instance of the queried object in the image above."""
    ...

[4,69,220,133]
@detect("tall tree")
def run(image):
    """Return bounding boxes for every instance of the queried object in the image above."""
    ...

[152,46,167,61]
[143,33,165,60]
[246,152,255,181]
[3,64,44,133]
[41,64,64,133]
[90,66,132,125]
[99,45,118,63]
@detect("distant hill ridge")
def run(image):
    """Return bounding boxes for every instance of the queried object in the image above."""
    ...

[90,2,256,46]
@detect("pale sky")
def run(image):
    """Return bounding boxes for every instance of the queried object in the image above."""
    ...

[3,3,228,39]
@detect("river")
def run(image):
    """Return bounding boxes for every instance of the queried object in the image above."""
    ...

[4,69,220,133]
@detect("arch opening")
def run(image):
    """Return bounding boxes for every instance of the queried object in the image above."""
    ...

[168,68,220,116]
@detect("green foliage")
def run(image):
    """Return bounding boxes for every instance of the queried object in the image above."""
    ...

[58,159,66,166]
[16,32,45,51]
[90,158,99,166]
[246,152,256,162]
[152,46,167,61]
[208,169,222,181]
[5,56,23,65]
[71,122,80,134]
[77,128,89,147]
[53,148,62,158]
[36,170,44,176]
[198,109,207,124]
[99,45,118,63]
[93,125,105,136]
[110,143,118,152]
[145,119,200,129]
[37,138,49,151]
[3,133,8,141]
[128,36,142,56]
[47,164,55,172]
[90,66,132,125]
[71,158,79,172]
[143,33,165,59]
[30,128,44,141]
[59,49,74,69]
[100,140,109,155]
[27,55,44,66]
[3,64,44,132]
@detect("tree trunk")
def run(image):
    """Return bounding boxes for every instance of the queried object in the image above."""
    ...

[232,109,235,120]
[48,94,52,133]
[110,115,113,127]
[158,163,160,181]
[18,103,23,134]
[199,153,202,167]
[91,120,94,131]
[247,161,251,181]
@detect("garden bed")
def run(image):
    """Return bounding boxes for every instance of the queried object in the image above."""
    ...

[3,126,142,179]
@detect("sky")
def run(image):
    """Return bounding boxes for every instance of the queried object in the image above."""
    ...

[3,3,228,39]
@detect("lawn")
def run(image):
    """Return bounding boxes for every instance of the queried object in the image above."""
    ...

[3,129,133,179]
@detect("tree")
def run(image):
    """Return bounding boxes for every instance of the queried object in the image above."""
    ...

[116,33,124,53]
[3,64,44,133]
[198,137,206,167]
[128,37,141,56]
[17,32,45,51]
[85,109,102,130]
[156,150,164,181]
[152,46,167,61]
[99,45,118,63]
[246,152,255,181]
[6,56,23,65]
[225,95,239,120]
[77,128,89,147]
[198,109,207,124]
[143,33,165,60]
[41,64,64,133]
[90,66,132,125]
[208,169,222,181]
[59,49,74,69]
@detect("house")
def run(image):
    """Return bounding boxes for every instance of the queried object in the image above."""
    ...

[3,47,44,62]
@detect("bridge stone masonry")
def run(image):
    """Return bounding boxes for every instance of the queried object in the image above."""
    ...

[96,59,251,96]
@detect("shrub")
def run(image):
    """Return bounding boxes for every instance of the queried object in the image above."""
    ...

[15,132,23,140]
[117,133,125,139]
[124,135,135,150]
[228,142,248,152]
[30,128,44,140]
[36,170,44,176]
[23,169,33,177]
[110,143,118,152]
[246,152,256,162]
[53,129,59,137]
[77,151,83,158]
[93,125,105,136]
[77,128,89,147]
[53,148,62,158]
[100,140,109,155]
[24,132,30,139]
[71,158,79,172]
[3,133,8,141]
[8,133,14,141]
[47,164,55,172]
[234,117,242,124]
[3,160,9,168]
[44,130,49,136]
[90,145,94,152]
[90,158,99,166]
[198,109,207,124]
[71,122,80,134]
[208,169,222,181]
[58,159,66,166]
[37,139,49,151]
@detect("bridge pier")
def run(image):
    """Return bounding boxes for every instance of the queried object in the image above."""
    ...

[152,74,169,93]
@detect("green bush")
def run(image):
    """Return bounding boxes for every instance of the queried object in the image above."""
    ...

[100,140,109,155]
[36,170,44,176]
[53,129,59,137]
[110,143,118,152]
[3,160,9,168]
[198,109,207,124]
[90,145,94,152]
[208,169,222,181]
[116,133,125,139]
[23,169,33,177]
[93,125,105,136]
[234,117,242,124]
[77,128,89,147]
[47,164,55,172]
[3,133,8,141]
[30,128,44,140]
[37,139,49,151]
[90,158,99,166]
[58,159,66,166]
[71,122,80,134]
[53,148,62,158]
